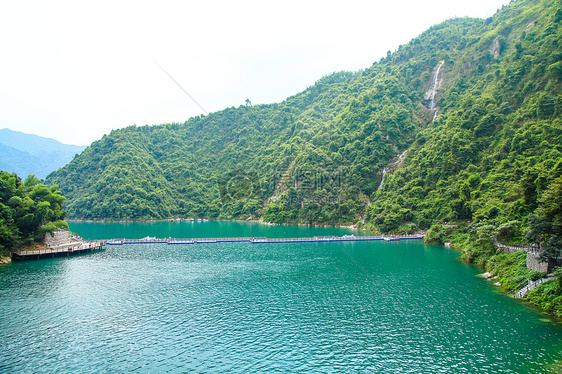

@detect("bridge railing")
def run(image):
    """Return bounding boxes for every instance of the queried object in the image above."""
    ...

[494,239,542,255]
[107,234,425,245]
[14,241,104,256]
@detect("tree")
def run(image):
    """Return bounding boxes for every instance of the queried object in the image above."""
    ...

[0,171,68,254]
[526,176,562,259]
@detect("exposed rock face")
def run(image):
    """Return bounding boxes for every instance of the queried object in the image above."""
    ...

[491,37,502,58]
[378,150,408,190]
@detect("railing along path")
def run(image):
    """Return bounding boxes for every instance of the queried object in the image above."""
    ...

[107,234,424,245]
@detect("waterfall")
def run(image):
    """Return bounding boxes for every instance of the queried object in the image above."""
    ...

[429,60,445,110]
[377,150,408,190]
[378,168,387,190]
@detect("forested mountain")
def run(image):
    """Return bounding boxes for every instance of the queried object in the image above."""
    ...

[47,0,562,241]
[368,0,562,233]
[0,129,86,179]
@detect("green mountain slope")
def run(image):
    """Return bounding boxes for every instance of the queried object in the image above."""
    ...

[46,66,434,222]
[0,128,86,179]
[47,0,561,233]
[368,0,562,234]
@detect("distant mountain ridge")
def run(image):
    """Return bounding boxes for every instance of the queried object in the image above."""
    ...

[0,128,86,179]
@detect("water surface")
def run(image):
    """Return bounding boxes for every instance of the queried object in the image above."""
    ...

[1,221,561,373]
[69,220,362,240]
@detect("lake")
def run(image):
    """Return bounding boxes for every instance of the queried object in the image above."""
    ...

[1,221,561,373]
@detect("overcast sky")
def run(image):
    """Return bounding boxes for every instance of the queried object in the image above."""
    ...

[0,0,510,146]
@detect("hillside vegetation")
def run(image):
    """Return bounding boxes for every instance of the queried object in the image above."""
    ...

[47,0,561,241]
[369,0,562,237]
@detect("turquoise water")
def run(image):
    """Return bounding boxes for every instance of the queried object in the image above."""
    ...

[1,221,562,373]
[68,220,364,240]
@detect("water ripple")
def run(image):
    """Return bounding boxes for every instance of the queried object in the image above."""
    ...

[1,241,562,373]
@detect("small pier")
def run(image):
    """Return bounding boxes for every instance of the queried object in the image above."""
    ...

[106,235,424,246]
[12,229,106,261]
[12,241,106,261]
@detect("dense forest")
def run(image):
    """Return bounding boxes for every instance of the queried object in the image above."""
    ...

[46,63,427,225]
[47,0,561,244]
[366,0,562,244]
[0,171,68,256]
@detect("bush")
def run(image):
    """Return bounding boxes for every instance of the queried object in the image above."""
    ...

[484,251,536,291]
[424,224,453,245]
[37,220,70,240]
[529,270,545,281]
[528,281,562,318]
[475,224,496,251]
[495,220,521,243]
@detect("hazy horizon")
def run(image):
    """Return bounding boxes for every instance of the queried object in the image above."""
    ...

[0,0,510,146]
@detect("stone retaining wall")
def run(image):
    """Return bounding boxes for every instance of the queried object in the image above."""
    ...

[44,229,72,248]
[526,252,554,273]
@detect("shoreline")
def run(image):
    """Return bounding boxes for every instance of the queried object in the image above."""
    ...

[0,254,12,266]
[447,241,562,324]
[66,218,367,231]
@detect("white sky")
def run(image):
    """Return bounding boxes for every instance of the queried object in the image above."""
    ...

[0,0,510,146]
